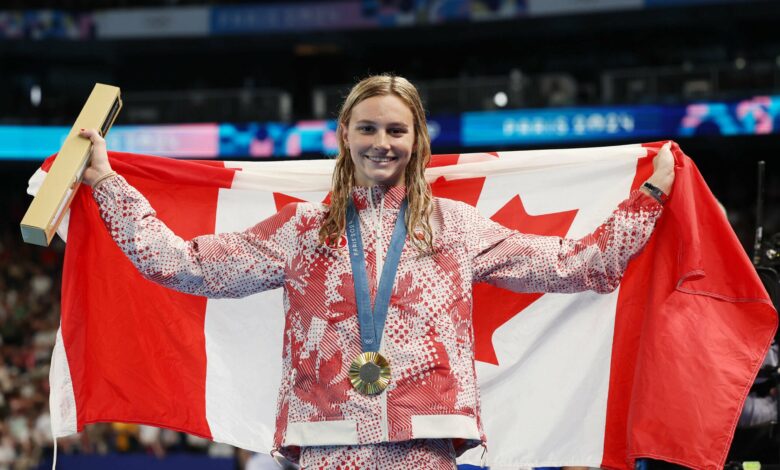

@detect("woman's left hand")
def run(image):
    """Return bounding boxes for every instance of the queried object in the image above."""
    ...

[644,141,675,196]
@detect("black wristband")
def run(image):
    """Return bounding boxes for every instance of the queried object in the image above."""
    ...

[642,181,668,205]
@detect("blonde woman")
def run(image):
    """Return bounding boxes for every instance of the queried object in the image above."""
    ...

[79,74,674,469]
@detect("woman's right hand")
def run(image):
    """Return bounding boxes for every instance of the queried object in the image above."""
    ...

[78,128,114,186]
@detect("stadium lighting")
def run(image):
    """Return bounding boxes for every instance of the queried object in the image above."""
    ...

[30,85,42,107]
[494,91,508,108]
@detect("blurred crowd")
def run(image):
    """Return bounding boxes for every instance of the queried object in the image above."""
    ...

[0,225,61,470]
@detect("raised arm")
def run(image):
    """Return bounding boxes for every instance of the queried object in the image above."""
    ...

[81,128,295,299]
[471,142,674,294]
[471,190,662,294]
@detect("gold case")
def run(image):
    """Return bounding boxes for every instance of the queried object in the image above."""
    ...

[20,83,122,246]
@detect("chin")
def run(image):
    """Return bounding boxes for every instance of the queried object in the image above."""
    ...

[367,172,404,186]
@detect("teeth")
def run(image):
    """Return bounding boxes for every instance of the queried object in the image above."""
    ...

[366,155,395,163]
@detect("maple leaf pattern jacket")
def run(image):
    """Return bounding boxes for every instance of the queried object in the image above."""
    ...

[92,176,662,462]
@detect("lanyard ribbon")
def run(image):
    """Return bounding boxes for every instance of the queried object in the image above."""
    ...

[346,197,408,353]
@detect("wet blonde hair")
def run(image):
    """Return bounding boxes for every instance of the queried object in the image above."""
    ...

[319,74,434,252]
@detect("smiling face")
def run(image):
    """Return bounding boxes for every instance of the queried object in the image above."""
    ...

[342,94,416,187]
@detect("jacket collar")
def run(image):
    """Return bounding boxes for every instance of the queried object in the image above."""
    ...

[350,185,406,212]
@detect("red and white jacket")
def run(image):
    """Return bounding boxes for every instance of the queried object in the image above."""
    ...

[92,176,662,462]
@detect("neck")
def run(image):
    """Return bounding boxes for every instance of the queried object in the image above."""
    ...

[353,181,403,188]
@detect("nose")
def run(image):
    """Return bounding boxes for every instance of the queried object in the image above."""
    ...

[373,131,390,151]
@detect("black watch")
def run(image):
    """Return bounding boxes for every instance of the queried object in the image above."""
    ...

[642,181,668,205]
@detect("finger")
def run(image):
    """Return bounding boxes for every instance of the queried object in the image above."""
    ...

[656,142,674,160]
[78,128,106,145]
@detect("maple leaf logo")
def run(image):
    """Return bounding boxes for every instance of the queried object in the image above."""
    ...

[285,252,309,293]
[329,272,358,323]
[390,272,424,311]
[293,343,349,416]
[296,214,319,236]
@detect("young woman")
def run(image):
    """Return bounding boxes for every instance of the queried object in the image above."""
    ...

[79,74,674,469]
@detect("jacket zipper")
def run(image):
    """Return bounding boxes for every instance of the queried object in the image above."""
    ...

[368,191,390,441]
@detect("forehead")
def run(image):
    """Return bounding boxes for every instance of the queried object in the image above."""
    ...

[350,94,414,124]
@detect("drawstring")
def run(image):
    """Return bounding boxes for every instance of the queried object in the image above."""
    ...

[52,438,57,469]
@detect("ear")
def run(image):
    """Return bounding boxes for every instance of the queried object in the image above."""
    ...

[340,122,349,145]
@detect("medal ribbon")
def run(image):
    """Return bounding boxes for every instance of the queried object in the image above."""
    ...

[346,196,408,353]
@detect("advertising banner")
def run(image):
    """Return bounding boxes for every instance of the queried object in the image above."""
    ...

[94,7,209,39]
[461,105,677,146]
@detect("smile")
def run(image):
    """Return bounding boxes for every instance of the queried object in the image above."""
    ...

[364,154,398,163]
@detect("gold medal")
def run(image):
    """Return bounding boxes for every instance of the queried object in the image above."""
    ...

[349,352,391,395]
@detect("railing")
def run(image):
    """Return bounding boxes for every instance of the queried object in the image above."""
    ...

[312,73,580,120]
[5,63,779,126]
[122,88,292,124]
[602,62,780,104]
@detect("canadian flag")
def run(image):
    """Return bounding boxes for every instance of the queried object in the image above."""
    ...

[30,141,776,469]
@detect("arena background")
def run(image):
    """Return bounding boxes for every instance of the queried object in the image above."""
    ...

[1,0,779,469]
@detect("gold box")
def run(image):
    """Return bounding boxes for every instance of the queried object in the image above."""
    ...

[20,83,122,246]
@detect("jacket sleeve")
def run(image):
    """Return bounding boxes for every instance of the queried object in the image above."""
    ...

[471,190,663,294]
[92,174,298,298]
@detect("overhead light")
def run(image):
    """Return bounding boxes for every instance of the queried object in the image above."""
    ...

[734,57,747,70]
[30,85,42,107]
[493,91,508,108]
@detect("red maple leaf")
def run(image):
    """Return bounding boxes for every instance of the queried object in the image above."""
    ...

[295,214,318,235]
[429,152,498,207]
[273,192,305,211]
[273,192,330,212]
[294,346,349,416]
[390,272,424,311]
[329,272,357,323]
[286,252,309,291]
[473,195,578,365]
[431,176,485,207]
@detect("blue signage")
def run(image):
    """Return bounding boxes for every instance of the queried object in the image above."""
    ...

[461,105,676,146]
[427,115,461,147]
[0,126,70,159]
